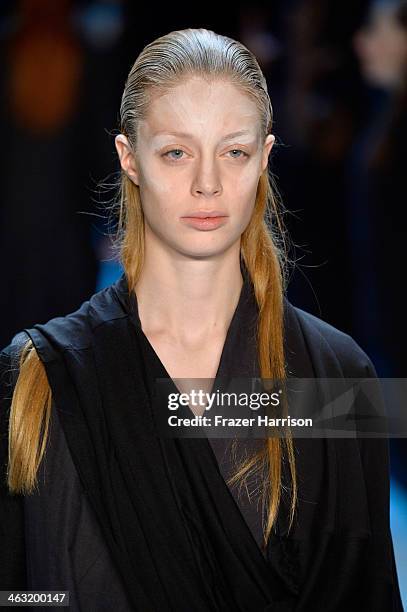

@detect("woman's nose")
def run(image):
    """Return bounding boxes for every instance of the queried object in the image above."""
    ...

[191,158,223,197]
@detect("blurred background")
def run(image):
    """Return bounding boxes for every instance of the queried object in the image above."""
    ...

[0,0,406,604]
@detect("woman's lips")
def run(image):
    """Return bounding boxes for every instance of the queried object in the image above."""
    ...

[180,216,228,230]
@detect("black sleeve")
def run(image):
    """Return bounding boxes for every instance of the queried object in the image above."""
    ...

[292,309,404,609]
[0,343,27,589]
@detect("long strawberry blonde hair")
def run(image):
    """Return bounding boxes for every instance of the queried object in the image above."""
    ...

[8,28,297,548]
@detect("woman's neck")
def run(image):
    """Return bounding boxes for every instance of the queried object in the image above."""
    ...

[134,254,244,348]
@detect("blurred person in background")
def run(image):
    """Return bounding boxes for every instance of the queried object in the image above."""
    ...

[351,0,407,493]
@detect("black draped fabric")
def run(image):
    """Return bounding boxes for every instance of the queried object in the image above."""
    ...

[0,268,403,611]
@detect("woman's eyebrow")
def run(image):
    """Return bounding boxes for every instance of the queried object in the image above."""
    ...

[152,129,254,142]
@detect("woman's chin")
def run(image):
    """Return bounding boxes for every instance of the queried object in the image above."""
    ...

[172,236,240,260]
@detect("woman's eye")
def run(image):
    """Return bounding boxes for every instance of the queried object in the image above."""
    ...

[227,149,248,159]
[163,149,185,161]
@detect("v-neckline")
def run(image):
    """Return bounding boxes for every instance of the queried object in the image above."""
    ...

[128,271,249,418]
[133,325,272,568]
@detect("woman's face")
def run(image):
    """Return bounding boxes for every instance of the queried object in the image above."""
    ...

[115,76,275,260]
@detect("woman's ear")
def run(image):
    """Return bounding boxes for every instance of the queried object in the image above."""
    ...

[115,134,140,185]
[261,134,275,173]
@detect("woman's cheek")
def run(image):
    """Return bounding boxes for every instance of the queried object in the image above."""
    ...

[141,170,172,196]
[230,166,260,199]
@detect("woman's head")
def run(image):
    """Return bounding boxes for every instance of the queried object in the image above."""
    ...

[113,28,282,285]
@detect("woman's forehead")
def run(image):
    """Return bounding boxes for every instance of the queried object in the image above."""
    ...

[139,78,261,144]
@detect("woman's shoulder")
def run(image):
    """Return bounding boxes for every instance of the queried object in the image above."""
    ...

[284,297,378,379]
[0,276,129,363]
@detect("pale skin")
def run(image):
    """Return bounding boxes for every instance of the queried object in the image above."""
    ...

[115,76,275,410]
